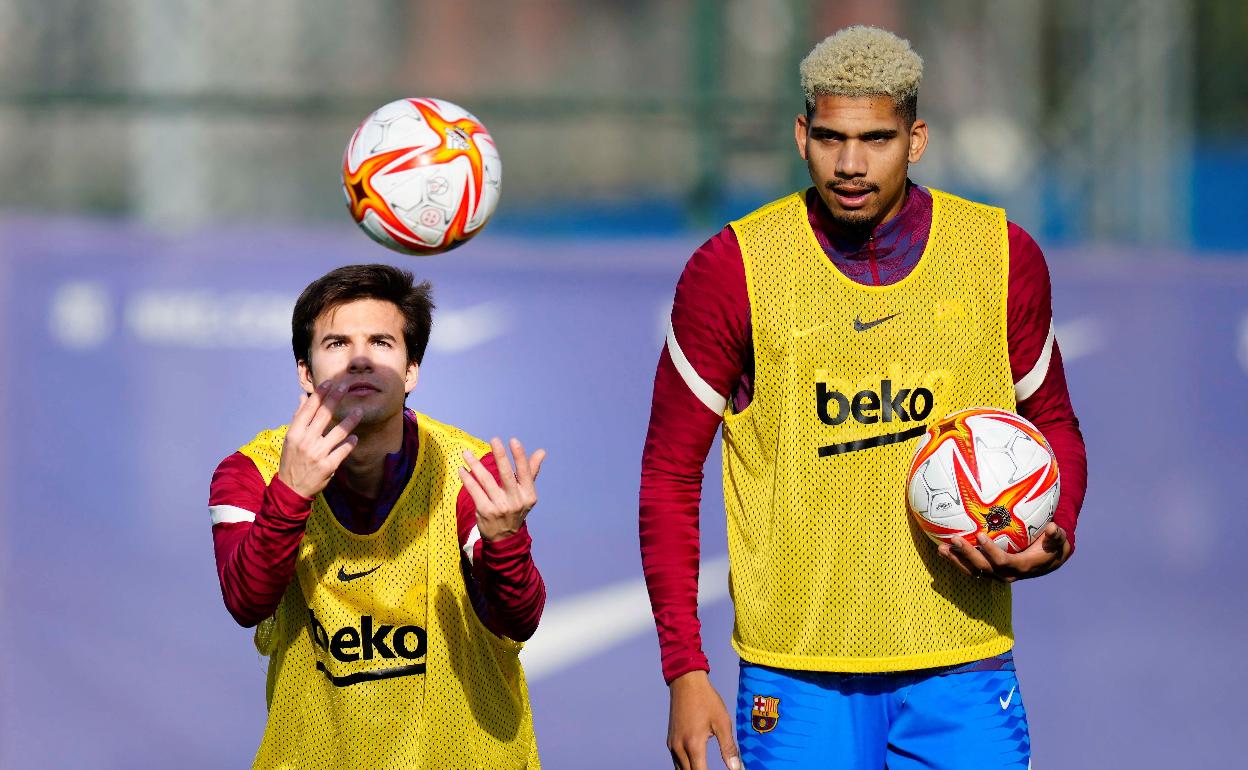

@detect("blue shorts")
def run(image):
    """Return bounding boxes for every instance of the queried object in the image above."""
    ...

[735,654,1030,769]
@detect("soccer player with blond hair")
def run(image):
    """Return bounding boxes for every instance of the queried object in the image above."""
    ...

[641,26,1087,769]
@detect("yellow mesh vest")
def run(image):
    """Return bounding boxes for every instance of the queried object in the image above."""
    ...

[724,189,1016,672]
[238,413,539,769]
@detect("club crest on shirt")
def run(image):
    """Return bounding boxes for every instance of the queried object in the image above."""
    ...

[751,695,780,733]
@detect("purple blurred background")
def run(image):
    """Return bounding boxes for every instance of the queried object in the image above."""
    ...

[2,217,1245,768]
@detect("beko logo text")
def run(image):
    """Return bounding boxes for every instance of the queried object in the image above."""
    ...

[815,379,934,426]
[308,611,427,686]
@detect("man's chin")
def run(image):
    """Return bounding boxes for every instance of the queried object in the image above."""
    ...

[828,207,878,233]
[336,403,402,429]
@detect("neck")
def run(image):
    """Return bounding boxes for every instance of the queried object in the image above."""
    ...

[336,410,404,500]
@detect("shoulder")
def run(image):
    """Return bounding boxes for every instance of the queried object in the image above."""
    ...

[1006,220,1052,297]
[730,191,805,229]
[684,225,741,272]
[235,424,289,480]
[1007,221,1047,269]
[928,187,1005,215]
[209,451,265,518]
[675,226,744,304]
[409,411,490,456]
[237,425,289,455]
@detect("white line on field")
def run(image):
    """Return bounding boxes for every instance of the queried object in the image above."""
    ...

[1055,317,1104,362]
[521,555,730,681]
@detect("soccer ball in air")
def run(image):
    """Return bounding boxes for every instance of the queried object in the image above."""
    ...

[906,407,1059,554]
[342,98,501,255]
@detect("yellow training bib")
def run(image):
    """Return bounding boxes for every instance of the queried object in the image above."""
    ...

[238,413,539,769]
[723,189,1016,672]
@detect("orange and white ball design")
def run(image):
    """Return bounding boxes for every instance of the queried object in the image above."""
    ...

[343,98,501,255]
[906,407,1060,553]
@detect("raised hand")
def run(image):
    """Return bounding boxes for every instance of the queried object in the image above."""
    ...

[668,670,742,770]
[938,522,1071,582]
[277,379,363,499]
[458,438,547,542]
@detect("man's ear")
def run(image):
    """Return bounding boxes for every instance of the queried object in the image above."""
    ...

[907,119,928,164]
[795,114,810,161]
[404,361,420,395]
[298,360,315,395]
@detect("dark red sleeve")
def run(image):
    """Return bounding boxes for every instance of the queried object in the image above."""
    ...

[640,226,751,684]
[1006,222,1089,551]
[210,452,313,627]
[455,451,546,642]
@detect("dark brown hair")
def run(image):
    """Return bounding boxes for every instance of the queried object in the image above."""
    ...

[292,264,434,367]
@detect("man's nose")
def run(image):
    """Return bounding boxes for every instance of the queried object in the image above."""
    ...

[347,352,373,372]
[835,141,867,178]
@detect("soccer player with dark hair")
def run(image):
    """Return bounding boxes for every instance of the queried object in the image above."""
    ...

[210,264,544,768]
[641,26,1088,770]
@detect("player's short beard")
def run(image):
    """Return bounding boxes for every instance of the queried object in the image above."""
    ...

[819,174,912,237]
[827,205,877,234]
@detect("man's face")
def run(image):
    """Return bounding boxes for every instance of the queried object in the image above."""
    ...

[796,94,927,232]
[297,298,419,427]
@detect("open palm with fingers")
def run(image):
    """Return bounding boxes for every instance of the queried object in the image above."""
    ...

[459,437,547,542]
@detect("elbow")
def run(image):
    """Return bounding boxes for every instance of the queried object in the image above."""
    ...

[225,600,265,629]
[513,584,547,643]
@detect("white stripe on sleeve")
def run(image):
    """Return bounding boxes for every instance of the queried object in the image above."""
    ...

[1014,321,1056,402]
[462,525,482,565]
[209,504,257,525]
[665,317,728,415]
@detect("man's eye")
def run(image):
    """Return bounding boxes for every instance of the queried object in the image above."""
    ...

[327,340,345,348]
[374,340,391,347]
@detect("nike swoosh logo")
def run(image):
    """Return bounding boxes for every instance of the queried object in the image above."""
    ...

[853,312,900,332]
[337,564,382,583]
[999,685,1017,709]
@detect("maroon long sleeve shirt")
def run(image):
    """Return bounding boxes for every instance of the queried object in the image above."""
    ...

[640,185,1088,684]
[210,409,545,641]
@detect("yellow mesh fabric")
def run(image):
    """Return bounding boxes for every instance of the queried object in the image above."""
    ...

[238,413,538,769]
[723,189,1016,672]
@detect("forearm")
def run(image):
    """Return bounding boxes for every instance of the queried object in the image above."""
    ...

[642,226,749,683]
[473,528,545,641]
[1017,343,1087,551]
[641,350,730,683]
[1005,222,1088,550]
[640,468,709,684]
[213,477,312,627]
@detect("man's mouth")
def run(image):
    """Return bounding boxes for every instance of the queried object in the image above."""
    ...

[346,383,381,396]
[830,184,876,209]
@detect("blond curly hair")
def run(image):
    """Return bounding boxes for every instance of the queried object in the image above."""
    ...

[800,26,923,122]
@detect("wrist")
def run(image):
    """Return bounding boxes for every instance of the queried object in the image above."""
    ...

[265,475,314,525]
[274,469,318,502]
[669,668,711,691]
[481,525,527,547]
